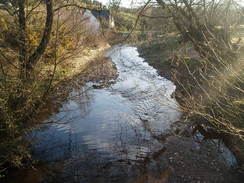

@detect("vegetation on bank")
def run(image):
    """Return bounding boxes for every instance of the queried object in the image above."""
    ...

[0,0,107,177]
[138,0,244,168]
[113,11,139,32]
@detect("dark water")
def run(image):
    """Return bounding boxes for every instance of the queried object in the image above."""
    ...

[4,46,240,183]
[24,46,180,182]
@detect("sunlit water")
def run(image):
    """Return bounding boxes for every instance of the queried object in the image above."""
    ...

[29,46,181,182]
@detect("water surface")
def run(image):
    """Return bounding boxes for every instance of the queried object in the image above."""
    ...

[30,46,181,182]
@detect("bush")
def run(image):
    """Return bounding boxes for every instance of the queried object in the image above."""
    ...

[0,2,103,176]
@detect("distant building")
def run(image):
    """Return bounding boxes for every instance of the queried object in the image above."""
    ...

[91,10,115,29]
[83,10,100,34]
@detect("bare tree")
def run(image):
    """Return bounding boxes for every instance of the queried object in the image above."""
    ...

[0,0,104,79]
[151,0,244,164]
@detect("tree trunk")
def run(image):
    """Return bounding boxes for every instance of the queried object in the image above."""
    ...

[17,0,53,77]
[28,0,53,68]
[17,0,27,78]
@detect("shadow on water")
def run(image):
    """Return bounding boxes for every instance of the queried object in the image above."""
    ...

[4,46,240,183]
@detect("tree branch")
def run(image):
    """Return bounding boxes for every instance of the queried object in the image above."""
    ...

[124,0,152,41]
[141,13,172,19]
[53,3,103,13]
[26,0,42,19]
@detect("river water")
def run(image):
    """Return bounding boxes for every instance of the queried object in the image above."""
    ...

[23,46,180,182]
[4,45,240,183]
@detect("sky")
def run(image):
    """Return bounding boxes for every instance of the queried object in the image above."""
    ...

[97,0,147,7]
[97,0,244,8]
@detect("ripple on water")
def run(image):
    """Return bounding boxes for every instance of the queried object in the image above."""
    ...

[30,46,181,182]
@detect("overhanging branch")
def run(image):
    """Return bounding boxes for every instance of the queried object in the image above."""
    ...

[54,3,104,13]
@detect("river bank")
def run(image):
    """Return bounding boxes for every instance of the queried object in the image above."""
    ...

[137,37,201,103]
[1,42,118,181]
[137,39,244,182]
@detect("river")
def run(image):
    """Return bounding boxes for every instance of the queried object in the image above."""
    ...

[28,46,180,182]
[6,46,239,183]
